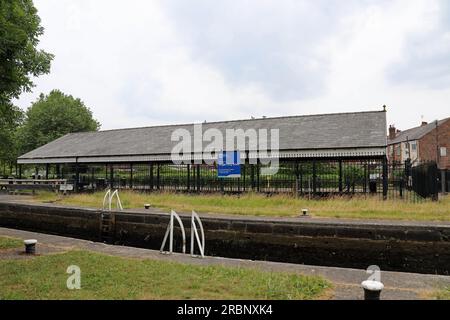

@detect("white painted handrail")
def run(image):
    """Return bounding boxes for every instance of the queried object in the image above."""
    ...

[102,189,123,211]
[102,189,111,210]
[190,210,205,258]
[160,210,186,254]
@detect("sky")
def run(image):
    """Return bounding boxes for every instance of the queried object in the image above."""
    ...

[14,0,450,131]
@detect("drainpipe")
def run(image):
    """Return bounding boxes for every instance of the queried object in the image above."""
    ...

[435,120,439,167]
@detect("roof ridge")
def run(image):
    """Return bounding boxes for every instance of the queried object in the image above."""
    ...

[388,117,450,143]
[75,109,385,135]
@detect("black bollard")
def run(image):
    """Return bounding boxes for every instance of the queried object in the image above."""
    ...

[24,239,37,254]
[361,280,384,300]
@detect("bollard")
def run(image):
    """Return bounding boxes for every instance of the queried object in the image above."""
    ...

[300,208,309,217]
[144,204,151,209]
[24,239,37,254]
[361,280,384,300]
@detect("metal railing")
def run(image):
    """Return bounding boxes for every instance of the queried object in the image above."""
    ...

[191,211,205,258]
[19,160,441,201]
[160,210,186,254]
[160,210,206,258]
[102,189,123,211]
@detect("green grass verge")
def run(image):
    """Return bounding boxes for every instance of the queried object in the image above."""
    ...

[0,250,330,300]
[0,236,23,250]
[434,287,450,300]
[34,191,450,221]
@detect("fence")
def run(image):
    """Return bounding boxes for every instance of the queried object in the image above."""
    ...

[13,159,442,201]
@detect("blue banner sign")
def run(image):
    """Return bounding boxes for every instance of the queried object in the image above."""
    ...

[218,151,241,178]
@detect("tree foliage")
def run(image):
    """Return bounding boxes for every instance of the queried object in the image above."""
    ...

[0,0,54,104]
[18,90,100,154]
[0,0,53,172]
[0,101,23,163]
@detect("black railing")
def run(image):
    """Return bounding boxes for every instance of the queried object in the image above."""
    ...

[15,159,442,201]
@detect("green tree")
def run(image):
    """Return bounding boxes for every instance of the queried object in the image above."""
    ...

[0,101,23,176]
[0,0,53,105]
[18,90,101,154]
[0,0,52,175]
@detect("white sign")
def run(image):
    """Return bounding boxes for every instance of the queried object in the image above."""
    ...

[60,184,74,191]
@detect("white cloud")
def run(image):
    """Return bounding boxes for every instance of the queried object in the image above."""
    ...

[14,0,450,132]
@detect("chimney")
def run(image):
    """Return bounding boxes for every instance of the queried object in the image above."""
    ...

[421,121,428,127]
[389,125,396,140]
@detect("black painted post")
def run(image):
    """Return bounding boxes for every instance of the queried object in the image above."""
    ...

[149,163,154,191]
[312,160,317,195]
[363,161,367,193]
[45,163,49,180]
[220,175,224,193]
[299,163,303,195]
[196,164,200,192]
[338,160,343,193]
[90,167,94,189]
[382,157,388,200]
[399,178,403,198]
[19,164,22,179]
[251,164,255,190]
[75,161,80,192]
[157,163,160,190]
[187,164,190,191]
[110,165,114,189]
[256,162,260,192]
[242,164,246,192]
[238,166,241,193]
[130,163,133,189]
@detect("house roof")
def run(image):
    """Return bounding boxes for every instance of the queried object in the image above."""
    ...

[18,110,387,164]
[388,118,450,145]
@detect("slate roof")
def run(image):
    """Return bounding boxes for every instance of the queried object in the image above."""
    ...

[18,110,387,162]
[388,118,450,145]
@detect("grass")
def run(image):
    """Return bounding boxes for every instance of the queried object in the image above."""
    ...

[0,249,330,300]
[0,236,24,250]
[33,191,450,221]
[434,287,450,300]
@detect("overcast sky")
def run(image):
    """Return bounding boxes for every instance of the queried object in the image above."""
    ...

[15,0,450,131]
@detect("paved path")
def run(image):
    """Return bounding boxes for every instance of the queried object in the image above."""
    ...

[1,227,449,300]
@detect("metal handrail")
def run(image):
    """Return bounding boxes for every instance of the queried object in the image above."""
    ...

[160,210,186,254]
[102,189,111,210]
[190,210,205,258]
[102,189,123,211]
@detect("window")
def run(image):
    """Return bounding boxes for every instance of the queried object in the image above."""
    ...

[411,143,417,151]
[441,147,447,157]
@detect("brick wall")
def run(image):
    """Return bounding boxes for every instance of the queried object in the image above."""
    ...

[418,119,450,169]
[387,142,406,163]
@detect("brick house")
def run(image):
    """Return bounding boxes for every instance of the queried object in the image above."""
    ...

[387,118,450,170]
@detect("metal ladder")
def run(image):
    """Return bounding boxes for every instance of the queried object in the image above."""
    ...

[100,189,123,242]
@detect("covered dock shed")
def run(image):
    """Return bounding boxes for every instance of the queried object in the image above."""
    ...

[17,109,388,197]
